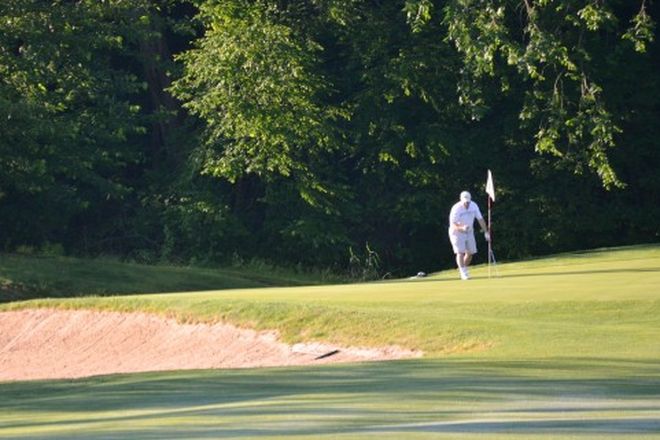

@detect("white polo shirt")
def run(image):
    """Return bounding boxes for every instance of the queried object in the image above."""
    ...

[448,201,483,234]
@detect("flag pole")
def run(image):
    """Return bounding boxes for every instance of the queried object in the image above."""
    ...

[488,193,492,278]
[485,169,495,279]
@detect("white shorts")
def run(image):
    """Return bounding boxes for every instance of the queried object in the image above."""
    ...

[448,228,477,255]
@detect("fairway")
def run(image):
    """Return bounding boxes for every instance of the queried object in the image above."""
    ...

[1,245,660,438]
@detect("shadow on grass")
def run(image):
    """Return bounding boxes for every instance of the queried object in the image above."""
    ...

[481,267,660,280]
[1,358,659,438]
[373,417,660,434]
[0,253,328,304]
[402,267,660,283]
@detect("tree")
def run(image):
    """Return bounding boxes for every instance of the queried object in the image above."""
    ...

[0,0,149,248]
[435,0,655,189]
[170,0,344,202]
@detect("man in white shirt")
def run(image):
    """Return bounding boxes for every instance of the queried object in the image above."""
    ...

[448,191,490,280]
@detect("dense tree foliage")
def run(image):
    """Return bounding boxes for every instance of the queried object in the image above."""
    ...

[0,0,153,247]
[1,0,658,276]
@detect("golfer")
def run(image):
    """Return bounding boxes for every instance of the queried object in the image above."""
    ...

[448,191,490,280]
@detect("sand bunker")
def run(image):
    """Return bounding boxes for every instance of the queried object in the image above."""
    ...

[0,309,420,381]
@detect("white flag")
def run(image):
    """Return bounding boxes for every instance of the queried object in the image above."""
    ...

[486,169,495,202]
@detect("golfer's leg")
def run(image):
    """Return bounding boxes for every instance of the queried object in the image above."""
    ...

[456,253,464,269]
[463,234,477,270]
[456,253,470,279]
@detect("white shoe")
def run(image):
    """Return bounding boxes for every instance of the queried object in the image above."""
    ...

[459,268,469,280]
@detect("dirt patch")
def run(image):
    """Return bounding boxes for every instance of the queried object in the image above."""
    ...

[0,309,421,381]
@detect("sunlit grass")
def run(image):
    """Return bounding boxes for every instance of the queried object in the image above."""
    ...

[1,358,659,439]
[3,245,659,358]
[1,245,659,438]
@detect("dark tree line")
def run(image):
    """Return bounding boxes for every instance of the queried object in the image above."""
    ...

[1,0,658,277]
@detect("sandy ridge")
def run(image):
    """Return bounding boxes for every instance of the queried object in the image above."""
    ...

[0,309,420,381]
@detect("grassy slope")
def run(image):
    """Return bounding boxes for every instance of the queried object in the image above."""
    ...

[3,245,659,358]
[1,245,659,439]
[0,253,343,302]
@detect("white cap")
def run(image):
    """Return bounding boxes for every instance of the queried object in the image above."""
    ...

[460,191,471,202]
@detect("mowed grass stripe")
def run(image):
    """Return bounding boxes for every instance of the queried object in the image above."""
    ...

[1,358,659,439]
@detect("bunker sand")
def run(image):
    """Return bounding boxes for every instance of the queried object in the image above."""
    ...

[0,309,420,381]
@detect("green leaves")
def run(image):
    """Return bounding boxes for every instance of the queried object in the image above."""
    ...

[0,0,152,245]
[404,0,434,33]
[440,0,654,189]
[623,3,655,53]
[171,1,341,188]
[577,4,616,31]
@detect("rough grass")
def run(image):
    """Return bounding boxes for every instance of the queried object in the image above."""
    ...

[1,244,659,438]
[0,253,345,302]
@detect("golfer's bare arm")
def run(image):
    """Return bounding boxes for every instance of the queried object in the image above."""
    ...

[477,218,487,232]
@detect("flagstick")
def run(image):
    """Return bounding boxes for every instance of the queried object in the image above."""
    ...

[488,195,492,279]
